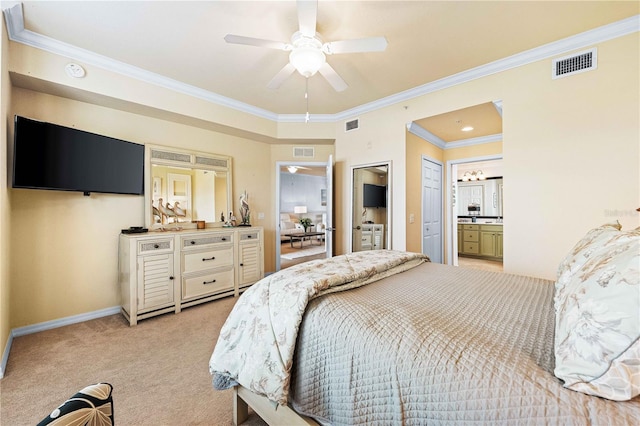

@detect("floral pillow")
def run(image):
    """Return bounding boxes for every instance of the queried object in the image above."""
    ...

[554,223,640,401]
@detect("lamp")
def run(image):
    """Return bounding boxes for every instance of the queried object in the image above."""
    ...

[294,205,307,215]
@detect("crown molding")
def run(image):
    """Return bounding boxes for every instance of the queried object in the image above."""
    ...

[406,122,502,150]
[3,4,638,124]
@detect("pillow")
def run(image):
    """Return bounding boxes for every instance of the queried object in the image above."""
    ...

[554,223,640,401]
[556,221,621,293]
[37,383,114,426]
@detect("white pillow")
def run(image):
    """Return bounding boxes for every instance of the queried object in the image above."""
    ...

[554,223,640,401]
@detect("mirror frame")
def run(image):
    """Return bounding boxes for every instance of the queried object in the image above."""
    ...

[350,161,392,252]
[144,144,232,229]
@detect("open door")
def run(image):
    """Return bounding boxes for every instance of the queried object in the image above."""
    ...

[324,155,334,258]
[275,156,334,271]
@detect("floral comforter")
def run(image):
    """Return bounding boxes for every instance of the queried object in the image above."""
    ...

[209,250,429,405]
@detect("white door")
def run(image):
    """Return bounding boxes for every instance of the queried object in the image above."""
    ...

[422,158,443,263]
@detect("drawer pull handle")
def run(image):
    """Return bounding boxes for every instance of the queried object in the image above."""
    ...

[169,276,174,280]
[190,241,196,245]
[240,263,244,267]
[221,237,227,241]
[154,244,159,249]
[203,279,217,285]
[247,235,252,239]
[202,256,216,261]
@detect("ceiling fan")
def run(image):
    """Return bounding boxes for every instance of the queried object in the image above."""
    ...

[224,0,388,92]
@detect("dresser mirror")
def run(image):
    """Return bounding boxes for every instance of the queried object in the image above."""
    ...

[145,145,232,229]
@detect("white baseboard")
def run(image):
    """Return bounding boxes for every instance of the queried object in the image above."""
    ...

[1,306,120,378]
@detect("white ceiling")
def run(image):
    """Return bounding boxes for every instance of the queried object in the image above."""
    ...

[7,0,638,120]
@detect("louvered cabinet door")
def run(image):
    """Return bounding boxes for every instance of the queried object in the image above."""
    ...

[137,253,175,311]
[237,229,264,292]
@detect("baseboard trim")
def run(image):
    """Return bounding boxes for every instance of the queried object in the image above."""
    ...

[0,332,12,379]
[1,306,121,379]
[11,306,121,338]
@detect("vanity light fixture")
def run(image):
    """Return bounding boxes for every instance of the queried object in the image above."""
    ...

[287,166,298,174]
[462,170,486,181]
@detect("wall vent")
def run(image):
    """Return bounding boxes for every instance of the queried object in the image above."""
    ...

[552,48,597,79]
[345,118,359,132]
[293,146,315,158]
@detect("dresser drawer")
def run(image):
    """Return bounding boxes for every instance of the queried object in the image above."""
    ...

[463,231,479,242]
[181,233,233,249]
[182,268,234,300]
[183,247,233,274]
[239,231,260,242]
[462,224,479,231]
[463,242,479,254]
[137,238,174,255]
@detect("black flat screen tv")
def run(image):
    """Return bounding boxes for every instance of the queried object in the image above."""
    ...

[363,183,386,208]
[12,116,144,196]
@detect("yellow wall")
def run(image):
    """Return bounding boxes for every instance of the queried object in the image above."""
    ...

[1,14,12,376]
[336,34,639,279]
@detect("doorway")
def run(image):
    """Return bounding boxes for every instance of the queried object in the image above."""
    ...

[448,156,503,268]
[275,158,334,271]
[351,162,391,252]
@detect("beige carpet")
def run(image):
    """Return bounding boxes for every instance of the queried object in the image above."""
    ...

[0,297,267,425]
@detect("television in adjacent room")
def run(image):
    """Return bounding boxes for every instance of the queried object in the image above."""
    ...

[12,115,144,196]
[363,183,387,208]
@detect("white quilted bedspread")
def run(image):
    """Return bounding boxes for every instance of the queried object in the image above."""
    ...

[209,250,428,405]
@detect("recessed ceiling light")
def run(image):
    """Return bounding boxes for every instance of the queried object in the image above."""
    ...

[461,126,474,132]
[65,63,86,78]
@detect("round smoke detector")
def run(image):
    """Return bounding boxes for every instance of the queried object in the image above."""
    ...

[65,63,86,78]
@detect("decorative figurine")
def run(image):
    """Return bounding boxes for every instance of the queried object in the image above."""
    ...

[220,211,225,222]
[239,190,251,226]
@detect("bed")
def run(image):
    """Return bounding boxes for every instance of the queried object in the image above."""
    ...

[210,222,640,425]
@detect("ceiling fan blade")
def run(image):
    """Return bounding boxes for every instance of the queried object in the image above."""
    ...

[318,62,348,92]
[323,37,388,54]
[267,63,296,89]
[224,34,289,50]
[297,0,317,37]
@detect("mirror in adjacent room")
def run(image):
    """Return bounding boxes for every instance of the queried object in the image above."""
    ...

[145,146,232,229]
[351,162,391,252]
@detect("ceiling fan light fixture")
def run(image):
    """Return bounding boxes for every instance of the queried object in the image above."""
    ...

[287,166,298,174]
[289,45,325,77]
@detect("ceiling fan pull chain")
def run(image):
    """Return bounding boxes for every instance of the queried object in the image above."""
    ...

[305,78,310,123]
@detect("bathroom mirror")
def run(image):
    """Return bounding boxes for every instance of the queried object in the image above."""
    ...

[145,145,232,228]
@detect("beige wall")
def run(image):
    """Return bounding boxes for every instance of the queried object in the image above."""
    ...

[1,14,12,375]
[336,34,639,280]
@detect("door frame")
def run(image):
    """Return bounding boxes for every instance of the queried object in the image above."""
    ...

[275,160,332,272]
[421,155,444,263]
[446,154,502,266]
[349,161,392,253]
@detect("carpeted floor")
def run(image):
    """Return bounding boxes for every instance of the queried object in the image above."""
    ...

[0,297,267,425]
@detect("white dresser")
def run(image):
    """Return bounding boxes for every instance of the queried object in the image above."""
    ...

[119,227,264,326]
[360,224,384,250]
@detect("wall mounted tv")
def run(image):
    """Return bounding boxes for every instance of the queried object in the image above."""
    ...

[363,183,387,208]
[12,116,144,196]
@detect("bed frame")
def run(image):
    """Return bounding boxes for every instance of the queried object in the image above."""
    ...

[233,385,319,426]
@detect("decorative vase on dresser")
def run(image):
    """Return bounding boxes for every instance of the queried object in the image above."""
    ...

[119,227,264,326]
